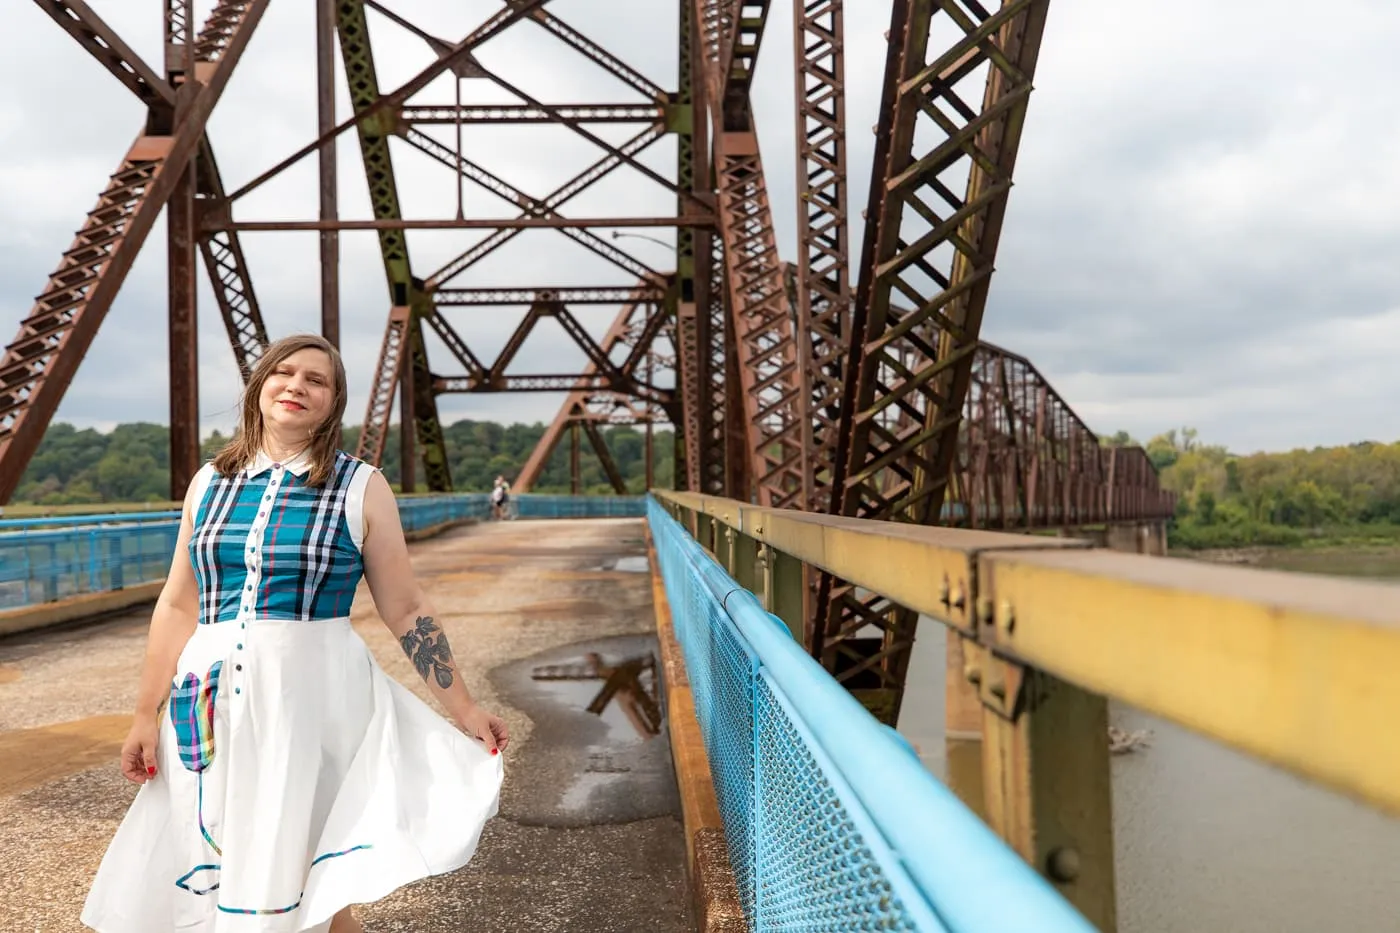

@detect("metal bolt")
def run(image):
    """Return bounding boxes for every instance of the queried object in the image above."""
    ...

[964,664,982,686]
[950,585,966,609]
[1046,847,1081,883]
[938,579,951,606]
[999,600,1016,635]
[975,596,994,626]
[989,681,1006,700]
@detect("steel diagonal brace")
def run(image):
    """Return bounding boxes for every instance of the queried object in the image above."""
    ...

[32,0,269,381]
[468,64,708,213]
[692,0,805,508]
[227,0,550,204]
[0,0,270,505]
[32,0,176,108]
[425,126,669,289]
[516,287,667,490]
[520,9,665,100]
[400,127,665,287]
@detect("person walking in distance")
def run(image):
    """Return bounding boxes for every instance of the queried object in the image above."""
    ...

[82,334,508,933]
[490,476,510,520]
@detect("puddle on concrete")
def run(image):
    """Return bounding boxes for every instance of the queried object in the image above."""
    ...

[0,714,129,797]
[490,633,678,828]
[582,555,649,574]
[531,651,662,741]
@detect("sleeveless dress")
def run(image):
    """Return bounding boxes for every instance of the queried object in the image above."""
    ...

[81,450,504,933]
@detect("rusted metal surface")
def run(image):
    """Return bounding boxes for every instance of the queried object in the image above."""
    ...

[30,1,269,383]
[431,297,672,407]
[195,143,267,381]
[317,0,339,348]
[203,216,708,233]
[167,156,200,500]
[32,0,175,109]
[809,0,1055,724]
[402,104,664,124]
[335,0,453,490]
[435,287,667,306]
[354,305,411,467]
[953,342,1175,529]
[516,287,675,492]
[0,0,270,505]
[792,0,852,513]
[694,0,805,509]
[837,0,1053,527]
[166,0,199,500]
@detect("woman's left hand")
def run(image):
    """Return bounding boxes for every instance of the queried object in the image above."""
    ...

[458,703,509,755]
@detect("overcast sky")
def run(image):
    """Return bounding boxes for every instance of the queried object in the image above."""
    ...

[3,0,1400,456]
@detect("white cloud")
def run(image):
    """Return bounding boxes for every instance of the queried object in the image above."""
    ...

[2,0,1400,458]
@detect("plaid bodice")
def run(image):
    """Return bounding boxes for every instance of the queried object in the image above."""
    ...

[188,449,371,625]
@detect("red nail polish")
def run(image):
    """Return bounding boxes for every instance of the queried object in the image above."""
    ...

[147,766,156,776]
[490,748,498,756]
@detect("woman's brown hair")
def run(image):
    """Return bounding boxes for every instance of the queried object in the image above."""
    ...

[211,334,348,487]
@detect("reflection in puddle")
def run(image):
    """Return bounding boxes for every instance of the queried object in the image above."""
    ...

[531,652,661,739]
[494,633,678,825]
[612,555,649,573]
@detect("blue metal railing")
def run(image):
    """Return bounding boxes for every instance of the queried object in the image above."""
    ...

[0,494,645,612]
[646,497,1094,932]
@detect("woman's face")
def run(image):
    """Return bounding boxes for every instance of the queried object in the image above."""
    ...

[259,348,335,438]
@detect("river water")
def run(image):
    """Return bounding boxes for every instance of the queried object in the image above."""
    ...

[896,547,1400,932]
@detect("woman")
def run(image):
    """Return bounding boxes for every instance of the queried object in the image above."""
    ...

[82,334,507,933]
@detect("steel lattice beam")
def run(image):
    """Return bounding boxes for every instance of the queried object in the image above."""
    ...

[693,0,805,508]
[0,0,270,505]
[812,0,1054,724]
[953,342,1175,528]
[337,0,456,490]
[516,285,675,492]
[792,0,852,512]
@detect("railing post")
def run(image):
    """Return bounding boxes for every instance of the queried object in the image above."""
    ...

[87,529,100,593]
[760,544,806,644]
[977,651,1117,931]
[46,540,59,601]
[109,531,124,590]
[946,632,986,819]
[731,529,759,594]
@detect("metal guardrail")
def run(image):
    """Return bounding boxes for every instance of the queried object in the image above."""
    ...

[0,494,645,612]
[646,497,1093,932]
[651,489,1400,930]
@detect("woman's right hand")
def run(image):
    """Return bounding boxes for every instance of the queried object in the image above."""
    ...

[119,713,161,784]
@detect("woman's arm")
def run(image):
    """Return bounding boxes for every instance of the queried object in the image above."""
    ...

[360,470,508,752]
[120,473,203,783]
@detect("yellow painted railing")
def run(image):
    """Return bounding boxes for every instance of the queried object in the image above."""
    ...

[652,489,1400,932]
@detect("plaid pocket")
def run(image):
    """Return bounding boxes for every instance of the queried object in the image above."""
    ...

[169,661,223,772]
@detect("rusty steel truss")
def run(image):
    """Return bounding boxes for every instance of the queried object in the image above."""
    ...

[7,0,1176,724]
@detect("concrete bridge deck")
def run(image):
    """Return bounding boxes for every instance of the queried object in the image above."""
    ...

[0,518,690,933]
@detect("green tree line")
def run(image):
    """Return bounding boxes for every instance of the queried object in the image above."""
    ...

[22,420,1400,552]
[13,420,675,505]
[1104,427,1400,549]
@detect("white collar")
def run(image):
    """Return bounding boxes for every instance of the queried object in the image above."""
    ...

[245,449,314,478]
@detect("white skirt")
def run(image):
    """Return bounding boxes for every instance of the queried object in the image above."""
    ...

[81,617,504,933]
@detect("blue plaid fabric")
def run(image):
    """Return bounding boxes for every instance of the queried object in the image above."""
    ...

[170,661,223,772]
[189,450,366,624]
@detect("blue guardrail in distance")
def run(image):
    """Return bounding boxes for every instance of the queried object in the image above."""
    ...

[0,494,644,612]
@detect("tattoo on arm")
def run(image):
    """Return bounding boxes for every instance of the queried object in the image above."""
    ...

[399,615,456,689]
